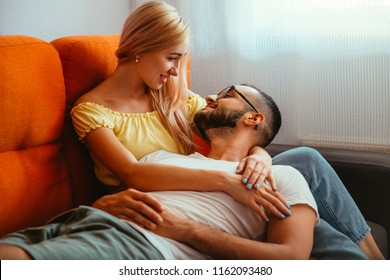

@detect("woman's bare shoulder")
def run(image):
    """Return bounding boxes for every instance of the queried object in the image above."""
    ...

[74,84,107,106]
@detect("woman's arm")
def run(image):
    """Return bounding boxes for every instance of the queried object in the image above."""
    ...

[86,127,290,221]
[85,127,235,192]
[154,204,316,259]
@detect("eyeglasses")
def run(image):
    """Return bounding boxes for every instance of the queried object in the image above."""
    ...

[217,85,259,113]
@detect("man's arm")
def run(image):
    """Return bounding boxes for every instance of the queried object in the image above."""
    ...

[154,204,316,259]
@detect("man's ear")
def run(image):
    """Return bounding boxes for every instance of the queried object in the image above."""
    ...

[244,113,265,128]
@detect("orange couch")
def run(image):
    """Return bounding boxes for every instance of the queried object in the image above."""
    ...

[0,34,200,237]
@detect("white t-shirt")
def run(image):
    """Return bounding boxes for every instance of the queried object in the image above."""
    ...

[128,150,319,259]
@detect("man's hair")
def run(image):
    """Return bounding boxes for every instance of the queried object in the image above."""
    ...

[241,84,282,148]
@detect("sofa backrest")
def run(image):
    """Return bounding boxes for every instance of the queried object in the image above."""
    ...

[51,35,120,206]
[0,35,72,237]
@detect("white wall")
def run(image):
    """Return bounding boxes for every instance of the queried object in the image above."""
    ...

[1,0,389,152]
[0,0,131,42]
[176,0,390,152]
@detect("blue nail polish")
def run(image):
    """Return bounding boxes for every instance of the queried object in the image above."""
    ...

[235,169,240,173]
[246,183,252,190]
[280,214,285,219]
[287,210,292,216]
[254,183,260,189]
[286,203,291,209]
[242,177,248,184]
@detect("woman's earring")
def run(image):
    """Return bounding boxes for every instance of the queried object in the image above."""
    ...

[135,56,139,63]
[255,125,259,130]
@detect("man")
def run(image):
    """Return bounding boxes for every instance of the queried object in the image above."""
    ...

[135,84,319,259]
[0,84,319,260]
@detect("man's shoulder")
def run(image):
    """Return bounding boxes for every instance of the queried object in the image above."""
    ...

[271,165,307,189]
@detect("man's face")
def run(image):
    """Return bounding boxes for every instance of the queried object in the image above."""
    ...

[194,95,246,139]
[195,85,261,139]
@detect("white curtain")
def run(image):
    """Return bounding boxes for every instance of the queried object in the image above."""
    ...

[132,0,390,152]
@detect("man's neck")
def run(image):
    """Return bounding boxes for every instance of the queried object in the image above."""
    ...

[207,135,251,162]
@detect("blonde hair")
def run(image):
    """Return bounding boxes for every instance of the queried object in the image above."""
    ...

[116,1,194,154]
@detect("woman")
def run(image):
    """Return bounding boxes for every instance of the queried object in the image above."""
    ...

[71,1,289,222]
[71,1,383,259]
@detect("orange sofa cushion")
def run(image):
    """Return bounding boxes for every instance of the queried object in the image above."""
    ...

[51,35,121,206]
[0,36,72,237]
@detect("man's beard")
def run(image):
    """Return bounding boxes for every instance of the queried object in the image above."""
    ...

[194,106,245,140]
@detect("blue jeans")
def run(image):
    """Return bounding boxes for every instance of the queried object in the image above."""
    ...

[273,147,369,259]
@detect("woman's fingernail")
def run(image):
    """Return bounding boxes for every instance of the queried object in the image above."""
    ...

[280,214,286,219]
[286,203,291,209]
[235,169,240,173]
[287,210,292,216]
[254,183,260,189]
[242,177,248,184]
[246,183,252,190]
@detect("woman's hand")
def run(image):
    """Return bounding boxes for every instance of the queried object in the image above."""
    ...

[92,188,164,230]
[226,177,291,222]
[236,146,277,191]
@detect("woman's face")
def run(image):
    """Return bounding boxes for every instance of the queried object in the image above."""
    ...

[137,40,189,90]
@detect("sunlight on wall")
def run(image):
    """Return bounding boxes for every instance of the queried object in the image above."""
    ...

[186,0,390,151]
[243,0,390,59]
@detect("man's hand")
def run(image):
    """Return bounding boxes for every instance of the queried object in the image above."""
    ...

[152,210,192,241]
[92,188,164,230]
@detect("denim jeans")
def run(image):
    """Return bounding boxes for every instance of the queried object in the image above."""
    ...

[273,147,369,259]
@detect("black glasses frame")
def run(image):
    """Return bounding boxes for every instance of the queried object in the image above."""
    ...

[217,85,259,113]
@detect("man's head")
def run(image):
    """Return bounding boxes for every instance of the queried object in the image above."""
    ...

[194,84,282,148]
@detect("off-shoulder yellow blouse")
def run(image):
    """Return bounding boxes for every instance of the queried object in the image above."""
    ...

[70,94,206,187]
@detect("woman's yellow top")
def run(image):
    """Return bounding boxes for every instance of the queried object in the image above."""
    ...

[70,94,206,187]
